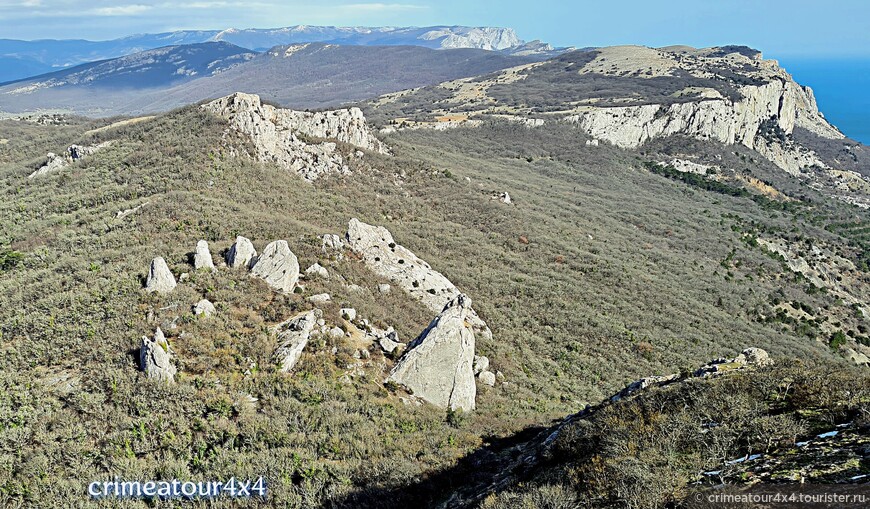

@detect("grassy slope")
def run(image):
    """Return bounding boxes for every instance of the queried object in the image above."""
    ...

[0,109,858,506]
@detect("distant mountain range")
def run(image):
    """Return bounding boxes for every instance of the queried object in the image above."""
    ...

[0,42,537,116]
[0,25,567,83]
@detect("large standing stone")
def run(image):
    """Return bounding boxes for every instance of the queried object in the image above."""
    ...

[145,257,177,294]
[227,236,257,269]
[194,240,216,271]
[250,240,300,293]
[387,294,477,412]
[274,310,320,372]
[140,328,176,383]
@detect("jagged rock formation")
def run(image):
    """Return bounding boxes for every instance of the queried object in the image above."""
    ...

[145,257,177,294]
[226,235,257,269]
[193,240,215,271]
[193,299,216,318]
[345,218,492,340]
[140,328,176,382]
[387,294,477,412]
[274,310,321,372]
[28,142,111,179]
[203,92,387,181]
[250,240,300,294]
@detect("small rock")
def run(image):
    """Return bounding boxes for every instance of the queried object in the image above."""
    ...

[473,355,490,375]
[346,284,364,294]
[379,334,403,354]
[742,347,773,366]
[320,233,345,252]
[145,257,177,294]
[194,240,216,271]
[378,283,391,294]
[140,328,176,383]
[478,371,496,387]
[340,308,357,321]
[496,370,505,382]
[360,349,371,359]
[305,263,329,279]
[309,293,331,304]
[227,236,257,269]
[193,299,216,318]
[329,326,344,339]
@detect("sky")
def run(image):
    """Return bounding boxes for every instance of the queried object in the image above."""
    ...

[1,0,869,58]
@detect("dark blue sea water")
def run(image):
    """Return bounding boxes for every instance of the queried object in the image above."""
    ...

[778,58,870,145]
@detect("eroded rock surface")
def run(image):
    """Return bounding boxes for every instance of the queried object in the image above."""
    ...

[387,294,477,411]
[274,310,321,372]
[140,328,176,382]
[145,257,177,294]
[345,218,492,340]
[250,240,300,293]
[203,92,387,181]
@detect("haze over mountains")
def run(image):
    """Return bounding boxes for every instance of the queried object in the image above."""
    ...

[0,25,563,83]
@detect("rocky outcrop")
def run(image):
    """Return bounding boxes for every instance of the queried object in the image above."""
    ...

[193,240,215,271]
[28,142,112,179]
[274,310,321,372]
[387,294,477,412]
[145,257,177,294]
[250,240,300,293]
[345,218,492,340]
[566,79,841,174]
[203,92,387,181]
[140,328,176,382]
[226,236,257,269]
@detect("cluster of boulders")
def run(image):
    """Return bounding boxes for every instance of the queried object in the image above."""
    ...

[138,220,499,412]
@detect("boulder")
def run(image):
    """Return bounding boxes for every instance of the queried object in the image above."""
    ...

[145,257,177,294]
[193,299,216,318]
[305,263,329,279]
[345,218,492,340]
[478,371,497,387]
[320,234,345,252]
[140,328,176,382]
[308,293,331,305]
[379,334,403,354]
[340,308,357,321]
[387,294,477,412]
[274,310,320,372]
[194,240,216,271]
[251,240,300,293]
[473,355,490,375]
[226,236,257,269]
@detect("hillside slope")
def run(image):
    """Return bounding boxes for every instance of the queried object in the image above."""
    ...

[1,79,868,504]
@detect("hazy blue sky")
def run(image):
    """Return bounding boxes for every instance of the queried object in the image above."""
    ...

[1,0,867,58]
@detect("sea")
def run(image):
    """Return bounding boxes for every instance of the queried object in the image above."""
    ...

[778,57,870,145]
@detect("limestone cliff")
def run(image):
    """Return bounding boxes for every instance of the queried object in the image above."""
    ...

[203,92,386,181]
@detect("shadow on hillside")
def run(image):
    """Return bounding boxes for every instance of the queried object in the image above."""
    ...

[324,423,554,509]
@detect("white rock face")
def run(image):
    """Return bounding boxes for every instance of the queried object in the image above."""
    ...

[345,218,492,340]
[145,257,177,294]
[304,263,329,279]
[250,240,300,293]
[203,92,387,181]
[387,294,477,412]
[194,240,216,271]
[193,299,216,318]
[566,79,842,174]
[140,328,176,382]
[274,310,320,372]
[226,236,257,269]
